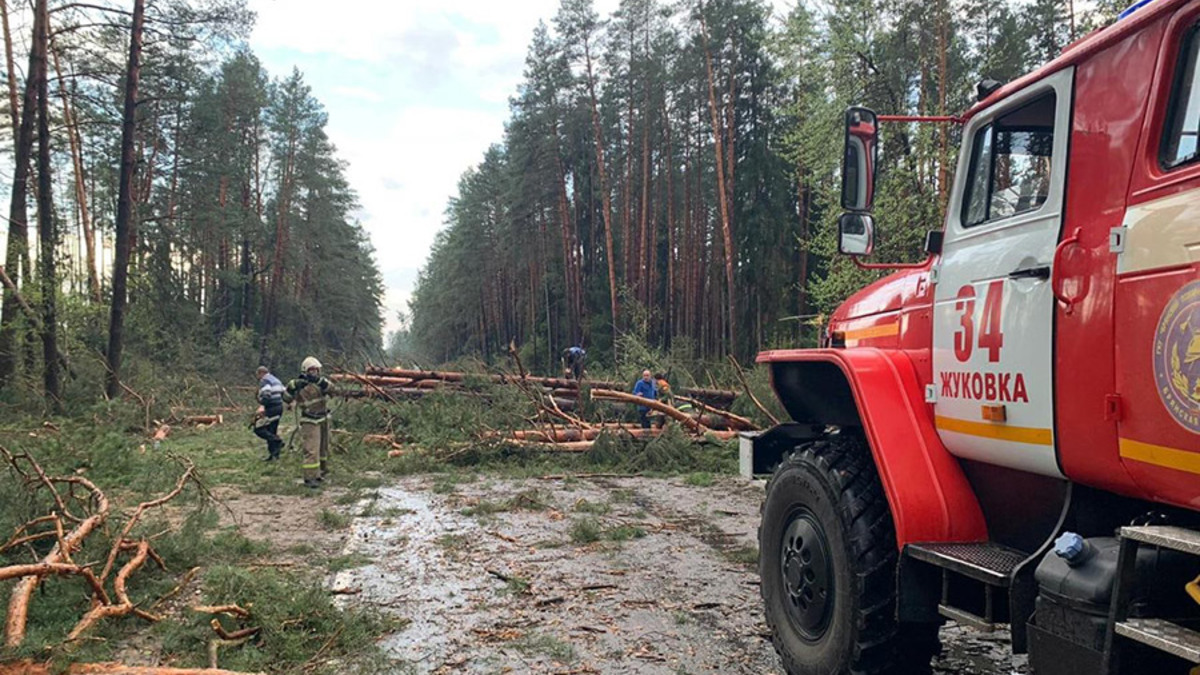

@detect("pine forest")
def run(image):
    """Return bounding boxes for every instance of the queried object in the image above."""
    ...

[406,0,1129,369]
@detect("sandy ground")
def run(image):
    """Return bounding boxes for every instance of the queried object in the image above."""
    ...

[310,474,1029,675]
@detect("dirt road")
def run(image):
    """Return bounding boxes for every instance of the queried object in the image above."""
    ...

[326,474,1029,674]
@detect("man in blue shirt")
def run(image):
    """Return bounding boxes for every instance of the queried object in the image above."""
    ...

[253,366,286,461]
[632,369,657,429]
[562,346,586,381]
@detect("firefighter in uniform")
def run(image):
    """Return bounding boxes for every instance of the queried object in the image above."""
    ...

[284,357,334,488]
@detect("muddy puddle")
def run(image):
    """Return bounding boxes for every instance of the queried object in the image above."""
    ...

[328,475,1028,674]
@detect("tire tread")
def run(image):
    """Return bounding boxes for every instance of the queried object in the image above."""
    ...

[759,433,940,675]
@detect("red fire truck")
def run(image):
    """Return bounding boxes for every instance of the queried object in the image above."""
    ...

[751,0,1200,673]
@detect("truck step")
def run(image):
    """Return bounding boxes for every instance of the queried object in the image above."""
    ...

[1119,525,1200,556]
[1114,618,1200,663]
[939,603,1000,632]
[906,541,1027,586]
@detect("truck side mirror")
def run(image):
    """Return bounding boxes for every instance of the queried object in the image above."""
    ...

[838,213,875,257]
[841,107,879,212]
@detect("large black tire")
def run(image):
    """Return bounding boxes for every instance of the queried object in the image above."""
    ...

[759,433,940,675]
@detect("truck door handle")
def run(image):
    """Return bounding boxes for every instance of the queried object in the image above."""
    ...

[1008,265,1050,280]
[1052,227,1084,314]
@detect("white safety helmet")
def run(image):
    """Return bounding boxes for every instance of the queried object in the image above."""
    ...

[301,356,322,372]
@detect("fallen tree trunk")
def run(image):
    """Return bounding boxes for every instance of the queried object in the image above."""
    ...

[363,366,737,403]
[0,663,265,675]
[179,415,222,425]
[497,426,657,443]
[675,395,756,430]
[590,389,706,433]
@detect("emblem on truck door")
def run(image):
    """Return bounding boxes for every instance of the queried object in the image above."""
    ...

[1155,280,1200,433]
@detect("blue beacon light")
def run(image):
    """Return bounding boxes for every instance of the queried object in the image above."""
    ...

[1119,0,1156,20]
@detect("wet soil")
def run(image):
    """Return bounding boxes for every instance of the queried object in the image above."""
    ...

[321,474,1030,674]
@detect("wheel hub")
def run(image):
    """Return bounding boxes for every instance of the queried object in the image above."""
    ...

[780,511,833,640]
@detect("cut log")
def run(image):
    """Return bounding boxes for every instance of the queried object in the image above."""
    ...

[590,389,705,432]
[0,663,265,675]
[180,415,223,425]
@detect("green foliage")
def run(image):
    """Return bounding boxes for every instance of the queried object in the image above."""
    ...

[156,565,396,673]
[569,516,603,544]
[511,632,577,662]
[318,508,352,530]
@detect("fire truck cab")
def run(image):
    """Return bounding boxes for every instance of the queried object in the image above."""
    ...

[753,1,1200,673]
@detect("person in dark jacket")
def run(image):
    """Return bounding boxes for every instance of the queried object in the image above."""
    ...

[252,366,286,461]
[632,369,657,429]
[562,346,586,381]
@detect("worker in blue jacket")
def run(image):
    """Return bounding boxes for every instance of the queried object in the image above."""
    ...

[632,369,657,429]
[253,366,286,461]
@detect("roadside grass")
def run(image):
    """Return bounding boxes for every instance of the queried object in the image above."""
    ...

[152,565,405,673]
[318,508,352,530]
[327,553,374,573]
[569,517,647,545]
[723,545,760,568]
[463,488,552,518]
[511,632,577,662]
[0,402,404,671]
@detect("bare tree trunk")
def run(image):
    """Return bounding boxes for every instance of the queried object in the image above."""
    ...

[664,101,676,339]
[264,143,294,345]
[699,8,736,353]
[32,0,57,410]
[638,84,651,309]
[1,0,17,137]
[50,33,100,303]
[583,42,619,336]
[937,0,949,211]
[104,0,145,400]
[0,0,42,385]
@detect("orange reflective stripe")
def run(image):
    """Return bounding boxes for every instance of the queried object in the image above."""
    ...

[935,415,1053,445]
[1120,437,1200,475]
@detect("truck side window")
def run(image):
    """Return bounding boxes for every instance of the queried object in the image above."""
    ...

[961,93,1057,227]
[1162,25,1200,168]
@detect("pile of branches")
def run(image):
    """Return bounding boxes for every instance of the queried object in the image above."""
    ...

[334,356,770,453]
[0,447,195,650]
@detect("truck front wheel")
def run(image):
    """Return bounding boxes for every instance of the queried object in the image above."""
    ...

[759,433,939,674]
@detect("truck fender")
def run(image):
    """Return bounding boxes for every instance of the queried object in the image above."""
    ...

[757,347,988,547]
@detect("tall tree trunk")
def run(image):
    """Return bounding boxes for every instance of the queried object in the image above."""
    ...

[699,10,736,353]
[1,0,17,136]
[553,122,578,340]
[264,143,295,343]
[50,34,100,303]
[638,83,651,308]
[664,101,676,340]
[937,0,949,211]
[583,42,619,336]
[0,0,42,385]
[104,0,145,400]
[32,0,57,410]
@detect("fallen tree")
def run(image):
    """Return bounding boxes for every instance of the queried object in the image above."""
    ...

[359,366,739,404]
[0,663,264,675]
[0,447,199,648]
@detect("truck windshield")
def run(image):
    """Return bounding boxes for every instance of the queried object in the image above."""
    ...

[962,93,1057,227]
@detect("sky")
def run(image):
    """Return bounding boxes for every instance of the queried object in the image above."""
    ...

[245,0,629,337]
